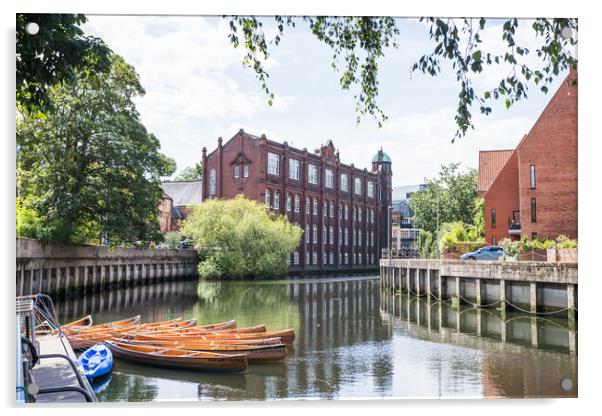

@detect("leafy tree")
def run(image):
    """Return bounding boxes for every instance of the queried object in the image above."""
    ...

[17,55,176,245]
[182,196,303,279]
[226,17,577,138]
[410,163,478,234]
[16,13,112,114]
[174,163,202,181]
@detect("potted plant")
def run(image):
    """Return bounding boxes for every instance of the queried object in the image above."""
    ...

[500,238,520,261]
[555,235,578,262]
[543,238,557,262]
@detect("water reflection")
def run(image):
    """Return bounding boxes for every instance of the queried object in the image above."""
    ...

[380,292,578,398]
[53,277,577,400]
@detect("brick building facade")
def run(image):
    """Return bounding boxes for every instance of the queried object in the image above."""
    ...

[479,71,578,244]
[201,129,392,272]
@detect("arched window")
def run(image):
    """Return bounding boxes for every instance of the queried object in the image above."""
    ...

[286,193,292,211]
[313,198,318,215]
[294,195,300,212]
[209,169,216,195]
[313,225,318,243]
[305,224,310,243]
[306,196,310,214]
[274,191,280,210]
[265,190,271,207]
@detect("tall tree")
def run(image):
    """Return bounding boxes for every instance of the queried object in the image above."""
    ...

[16,14,112,114]
[174,163,202,181]
[226,17,577,139]
[17,55,176,245]
[409,163,478,233]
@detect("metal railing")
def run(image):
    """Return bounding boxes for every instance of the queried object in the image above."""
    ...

[381,248,419,259]
[16,294,97,403]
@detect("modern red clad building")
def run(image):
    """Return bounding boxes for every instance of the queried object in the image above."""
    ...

[201,129,393,273]
[479,71,578,244]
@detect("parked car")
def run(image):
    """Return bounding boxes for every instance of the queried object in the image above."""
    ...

[460,246,503,261]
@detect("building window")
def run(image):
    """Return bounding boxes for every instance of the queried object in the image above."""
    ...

[305,251,310,265]
[313,198,318,215]
[532,232,538,240]
[352,207,356,222]
[530,164,536,189]
[345,228,349,245]
[340,173,349,192]
[358,207,362,222]
[294,195,300,212]
[305,224,310,243]
[312,251,317,264]
[329,202,334,218]
[308,164,318,184]
[329,252,334,265]
[531,197,537,223]
[354,178,362,195]
[313,225,318,243]
[323,202,327,217]
[491,209,496,229]
[339,227,342,244]
[370,209,374,223]
[306,197,310,214]
[274,191,280,210]
[243,165,249,178]
[344,252,349,265]
[289,159,300,180]
[339,203,343,219]
[293,251,299,265]
[323,252,327,265]
[358,230,362,246]
[323,226,327,243]
[353,228,356,245]
[268,152,280,175]
[344,204,349,220]
[286,194,292,211]
[325,169,334,188]
[209,169,216,195]
[233,166,240,178]
[265,190,270,207]
[329,226,334,244]
[367,181,374,198]
[358,253,362,265]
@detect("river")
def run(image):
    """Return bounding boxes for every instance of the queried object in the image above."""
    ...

[52,275,577,400]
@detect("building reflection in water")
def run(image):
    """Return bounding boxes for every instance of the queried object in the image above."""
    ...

[52,277,577,400]
[380,291,578,398]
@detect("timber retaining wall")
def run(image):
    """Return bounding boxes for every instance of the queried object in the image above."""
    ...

[16,238,199,297]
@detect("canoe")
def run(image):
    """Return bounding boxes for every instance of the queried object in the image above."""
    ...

[176,325,267,335]
[133,329,296,345]
[63,315,141,335]
[128,333,284,346]
[121,339,287,363]
[136,318,197,331]
[78,343,113,380]
[107,341,247,372]
[195,319,237,331]
[63,315,93,328]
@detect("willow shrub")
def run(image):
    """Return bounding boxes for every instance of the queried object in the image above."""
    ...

[181,196,303,280]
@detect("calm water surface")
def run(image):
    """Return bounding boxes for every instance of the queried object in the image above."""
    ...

[53,276,577,401]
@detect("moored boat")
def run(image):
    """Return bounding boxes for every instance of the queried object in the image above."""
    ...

[130,329,296,345]
[119,339,288,363]
[78,343,113,380]
[63,315,141,335]
[107,341,247,372]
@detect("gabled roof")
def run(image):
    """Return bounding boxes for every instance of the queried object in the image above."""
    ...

[161,181,202,206]
[478,150,515,194]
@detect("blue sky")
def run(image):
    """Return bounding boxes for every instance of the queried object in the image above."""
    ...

[83,16,572,186]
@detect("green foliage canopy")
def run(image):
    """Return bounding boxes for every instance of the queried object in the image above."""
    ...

[174,163,203,181]
[16,55,176,245]
[16,14,112,114]
[409,163,478,234]
[182,196,303,279]
[226,16,577,139]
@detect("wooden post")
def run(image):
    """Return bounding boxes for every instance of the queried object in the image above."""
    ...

[530,282,538,314]
[530,316,538,347]
[475,278,482,306]
[73,266,80,293]
[426,268,431,298]
[438,273,443,300]
[54,268,62,294]
[406,266,410,294]
[416,269,421,296]
[100,265,106,289]
[47,268,54,294]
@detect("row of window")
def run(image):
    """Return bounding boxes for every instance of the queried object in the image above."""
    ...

[490,198,537,228]
[265,190,377,223]
[289,251,376,266]
[267,152,375,197]
[303,224,375,247]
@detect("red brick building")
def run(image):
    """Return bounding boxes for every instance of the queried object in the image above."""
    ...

[201,130,393,272]
[479,71,578,244]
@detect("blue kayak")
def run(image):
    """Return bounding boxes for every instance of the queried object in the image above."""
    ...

[78,343,113,381]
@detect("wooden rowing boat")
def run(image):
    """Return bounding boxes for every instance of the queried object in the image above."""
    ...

[107,341,248,372]
[195,319,236,331]
[176,325,267,334]
[63,315,93,328]
[128,333,284,346]
[138,318,198,330]
[119,339,287,363]
[63,315,141,335]
[127,329,296,345]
